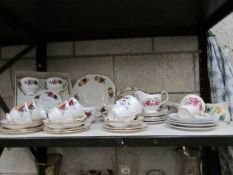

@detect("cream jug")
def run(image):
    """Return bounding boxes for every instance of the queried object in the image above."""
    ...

[134,90,169,113]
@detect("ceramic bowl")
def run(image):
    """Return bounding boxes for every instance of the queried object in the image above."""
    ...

[104,115,144,128]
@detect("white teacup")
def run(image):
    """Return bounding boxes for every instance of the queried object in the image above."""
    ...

[46,77,68,93]
[134,90,169,114]
[178,94,208,118]
[6,103,32,124]
[68,97,84,118]
[83,107,98,123]
[28,100,47,121]
[20,77,41,95]
[108,95,142,121]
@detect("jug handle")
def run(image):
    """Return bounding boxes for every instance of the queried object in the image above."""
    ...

[160,91,169,105]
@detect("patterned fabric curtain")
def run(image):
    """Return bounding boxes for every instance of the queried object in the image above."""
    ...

[207,34,233,175]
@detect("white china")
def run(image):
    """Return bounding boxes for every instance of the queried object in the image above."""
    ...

[33,90,62,112]
[167,120,218,127]
[72,74,115,109]
[43,123,91,134]
[0,126,43,134]
[143,115,168,122]
[19,77,42,95]
[68,97,85,118]
[143,108,169,117]
[167,124,217,131]
[0,119,42,130]
[108,95,142,121]
[178,94,208,119]
[168,113,218,124]
[6,103,32,124]
[104,116,144,128]
[134,90,169,113]
[43,118,86,130]
[83,107,98,123]
[27,100,47,121]
[102,123,148,133]
[46,77,68,93]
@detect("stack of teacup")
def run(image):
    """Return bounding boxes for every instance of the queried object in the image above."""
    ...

[167,94,219,130]
[133,90,169,124]
[103,95,148,133]
[43,97,95,134]
[0,101,46,134]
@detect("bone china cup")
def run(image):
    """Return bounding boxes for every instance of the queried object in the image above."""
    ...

[134,90,169,113]
[46,77,68,93]
[20,77,41,95]
[178,94,208,118]
[108,95,142,121]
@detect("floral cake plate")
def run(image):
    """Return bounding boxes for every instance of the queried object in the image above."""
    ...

[72,74,115,115]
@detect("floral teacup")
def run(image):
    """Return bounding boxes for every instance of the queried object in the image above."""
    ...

[206,102,231,121]
[46,77,68,93]
[178,94,208,118]
[20,77,41,95]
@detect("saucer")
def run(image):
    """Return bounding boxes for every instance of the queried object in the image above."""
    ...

[143,115,168,122]
[143,108,169,117]
[104,116,144,128]
[43,124,91,134]
[0,119,42,130]
[102,123,148,133]
[0,125,43,134]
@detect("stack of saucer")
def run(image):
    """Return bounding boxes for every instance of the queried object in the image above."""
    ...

[103,115,147,133]
[0,101,45,134]
[103,96,147,133]
[43,115,91,134]
[143,108,169,124]
[0,119,43,134]
[43,97,92,134]
[167,113,219,131]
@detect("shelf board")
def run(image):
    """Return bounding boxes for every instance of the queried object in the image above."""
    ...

[0,0,232,46]
[1,122,233,147]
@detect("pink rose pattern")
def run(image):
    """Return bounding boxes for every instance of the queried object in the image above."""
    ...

[50,79,62,84]
[184,97,203,111]
[143,97,160,107]
[25,80,38,85]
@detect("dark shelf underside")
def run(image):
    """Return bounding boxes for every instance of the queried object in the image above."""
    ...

[0,0,232,46]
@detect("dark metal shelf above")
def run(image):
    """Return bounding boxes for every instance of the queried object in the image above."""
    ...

[0,0,232,46]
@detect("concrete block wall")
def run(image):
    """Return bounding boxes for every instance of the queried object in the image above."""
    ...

[0,36,199,174]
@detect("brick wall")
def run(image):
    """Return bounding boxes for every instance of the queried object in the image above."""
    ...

[0,36,199,174]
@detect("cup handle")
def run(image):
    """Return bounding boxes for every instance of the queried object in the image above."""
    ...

[160,91,169,105]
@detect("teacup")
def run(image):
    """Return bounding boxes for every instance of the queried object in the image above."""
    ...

[83,107,98,123]
[6,103,32,124]
[178,94,208,118]
[108,95,142,121]
[68,97,84,118]
[46,77,68,93]
[19,77,41,95]
[28,100,47,121]
[48,101,73,122]
[134,90,169,114]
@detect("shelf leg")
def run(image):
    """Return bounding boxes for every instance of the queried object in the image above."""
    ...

[29,147,47,175]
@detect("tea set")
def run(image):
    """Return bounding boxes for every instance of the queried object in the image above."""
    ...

[1,73,228,134]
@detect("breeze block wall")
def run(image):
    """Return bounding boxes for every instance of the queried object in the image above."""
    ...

[0,36,199,175]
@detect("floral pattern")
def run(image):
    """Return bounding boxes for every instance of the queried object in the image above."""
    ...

[49,79,62,84]
[184,97,202,111]
[143,97,160,107]
[78,78,88,86]
[206,106,226,121]
[85,111,92,118]
[95,76,105,83]
[108,87,114,98]
[100,106,106,113]
[24,79,38,85]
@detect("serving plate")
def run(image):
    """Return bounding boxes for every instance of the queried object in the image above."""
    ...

[72,74,115,109]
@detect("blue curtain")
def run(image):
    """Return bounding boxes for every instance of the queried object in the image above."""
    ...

[207,34,233,174]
